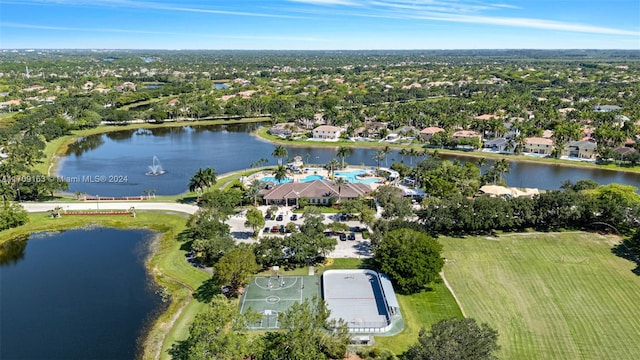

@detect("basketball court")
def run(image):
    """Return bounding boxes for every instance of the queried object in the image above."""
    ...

[239,275,321,329]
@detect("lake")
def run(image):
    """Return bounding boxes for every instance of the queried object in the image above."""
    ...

[0,228,163,360]
[58,123,640,196]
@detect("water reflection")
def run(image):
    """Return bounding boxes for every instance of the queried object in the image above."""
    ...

[65,135,105,157]
[58,123,640,196]
[0,236,28,266]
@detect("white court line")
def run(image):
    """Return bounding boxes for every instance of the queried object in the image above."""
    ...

[254,277,299,290]
[242,298,303,302]
[239,290,248,314]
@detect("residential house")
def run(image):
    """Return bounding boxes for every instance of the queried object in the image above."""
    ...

[594,105,621,112]
[542,130,554,139]
[167,98,180,106]
[268,122,304,138]
[259,180,372,206]
[313,125,343,140]
[355,121,388,138]
[452,130,481,142]
[419,127,444,142]
[524,137,553,155]
[474,114,499,121]
[563,140,597,160]
[483,138,512,153]
[297,113,326,130]
[613,146,636,159]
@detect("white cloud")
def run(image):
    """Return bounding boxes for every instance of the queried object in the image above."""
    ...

[0,22,177,34]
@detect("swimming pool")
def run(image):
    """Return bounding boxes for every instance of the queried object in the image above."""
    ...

[334,170,381,184]
[301,175,325,182]
[259,176,292,184]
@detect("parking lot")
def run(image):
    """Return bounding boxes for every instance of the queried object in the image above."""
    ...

[226,206,373,258]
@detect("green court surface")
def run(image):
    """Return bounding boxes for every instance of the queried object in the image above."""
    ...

[239,275,321,329]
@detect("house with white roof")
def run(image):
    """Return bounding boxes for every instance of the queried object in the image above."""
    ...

[313,125,343,141]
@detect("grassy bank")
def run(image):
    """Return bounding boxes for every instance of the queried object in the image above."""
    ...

[374,283,464,354]
[441,232,640,359]
[254,127,640,174]
[0,212,210,360]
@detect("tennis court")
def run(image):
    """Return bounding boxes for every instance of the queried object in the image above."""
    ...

[239,275,321,329]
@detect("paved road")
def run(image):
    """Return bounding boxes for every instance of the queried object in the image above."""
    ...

[21,202,199,214]
[22,202,372,258]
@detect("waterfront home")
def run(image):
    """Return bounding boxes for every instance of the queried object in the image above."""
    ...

[297,113,326,130]
[259,180,372,206]
[355,121,388,139]
[483,138,512,153]
[524,137,553,155]
[313,125,343,140]
[613,146,636,160]
[563,140,597,160]
[268,122,304,138]
[419,127,444,142]
[452,130,481,142]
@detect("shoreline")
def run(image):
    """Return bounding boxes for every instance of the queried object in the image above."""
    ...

[44,119,640,186]
[252,126,640,175]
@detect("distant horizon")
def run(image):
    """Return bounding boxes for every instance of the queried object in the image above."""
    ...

[1,1,638,50]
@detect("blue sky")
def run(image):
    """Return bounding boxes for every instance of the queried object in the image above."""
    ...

[0,0,638,49]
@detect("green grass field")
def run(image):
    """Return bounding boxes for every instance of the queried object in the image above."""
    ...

[441,232,640,360]
[374,282,464,354]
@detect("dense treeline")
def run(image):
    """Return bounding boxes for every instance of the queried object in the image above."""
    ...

[418,183,640,236]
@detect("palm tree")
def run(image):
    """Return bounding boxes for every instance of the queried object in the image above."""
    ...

[374,150,385,169]
[272,165,290,184]
[202,167,217,190]
[382,145,391,166]
[399,148,409,163]
[325,158,340,179]
[305,152,311,165]
[245,179,265,206]
[408,148,420,165]
[188,168,206,193]
[272,145,288,166]
[188,167,217,193]
[336,146,352,168]
[493,159,511,185]
[334,177,348,203]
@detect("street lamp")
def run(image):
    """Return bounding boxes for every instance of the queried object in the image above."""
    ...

[96,195,99,211]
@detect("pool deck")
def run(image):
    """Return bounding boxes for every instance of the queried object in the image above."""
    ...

[244,166,386,188]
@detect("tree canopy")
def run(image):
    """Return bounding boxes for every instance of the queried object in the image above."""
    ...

[373,228,444,294]
[406,318,500,360]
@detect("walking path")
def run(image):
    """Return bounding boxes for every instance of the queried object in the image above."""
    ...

[22,202,199,215]
[440,270,466,317]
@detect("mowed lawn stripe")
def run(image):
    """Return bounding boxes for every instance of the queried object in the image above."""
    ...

[441,233,640,360]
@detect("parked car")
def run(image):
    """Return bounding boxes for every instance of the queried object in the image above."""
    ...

[348,232,356,241]
[276,214,284,221]
[264,227,270,233]
[271,226,279,233]
[290,214,298,221]
[279,225,285,233]
[339,233,347,241]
